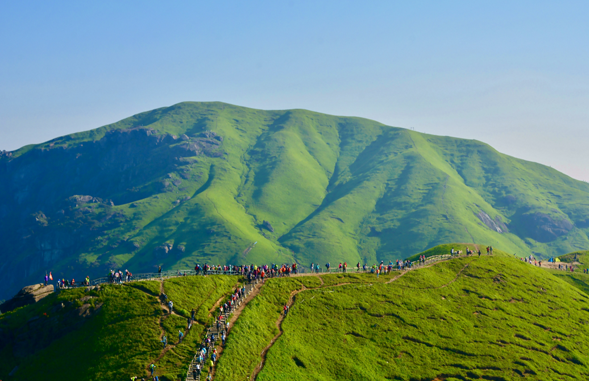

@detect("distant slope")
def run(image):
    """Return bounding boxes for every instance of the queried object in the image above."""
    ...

[558,250,589,264]
[217,255,589,381]
[2,101,589,299]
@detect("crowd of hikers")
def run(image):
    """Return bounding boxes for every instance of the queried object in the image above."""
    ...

[117,246,589,380]
[522,254,588,273]
[188,283,248,380]
[43,272,92,289]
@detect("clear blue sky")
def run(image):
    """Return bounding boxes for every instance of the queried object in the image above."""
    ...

[1,1,588,181]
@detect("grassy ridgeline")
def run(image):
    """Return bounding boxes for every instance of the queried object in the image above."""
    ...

[0,275,240,381]
[4,102,589,302]
[217,256,589,380]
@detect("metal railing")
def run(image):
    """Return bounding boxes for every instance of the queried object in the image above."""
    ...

[56,252,467,290]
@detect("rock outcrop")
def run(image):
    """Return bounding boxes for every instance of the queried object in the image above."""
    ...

[476,210,508,233]
[263,220,275,233]
[154,243,173,257]
[0,283,54,313]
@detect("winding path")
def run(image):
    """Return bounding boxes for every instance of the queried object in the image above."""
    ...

[250,255,479,380]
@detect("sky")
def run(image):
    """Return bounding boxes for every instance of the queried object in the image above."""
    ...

[1,1,588,181]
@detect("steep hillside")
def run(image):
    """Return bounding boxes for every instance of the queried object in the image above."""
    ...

[1,102,589,299]
[0,275,240,380]
[3,253,589,380]
[218,256,589,381]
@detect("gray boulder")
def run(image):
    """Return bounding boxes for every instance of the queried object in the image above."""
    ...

[0,283,54,313]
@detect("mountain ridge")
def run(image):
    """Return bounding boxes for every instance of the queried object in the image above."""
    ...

[1,101,588,300]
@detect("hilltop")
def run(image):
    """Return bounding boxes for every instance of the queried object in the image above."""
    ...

[1,102,589,299]
[2,252,589,380]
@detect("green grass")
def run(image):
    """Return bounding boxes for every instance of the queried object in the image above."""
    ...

[215,277,306,381]
[127,279,161,296]
[546,269,589,295]
[247,256,589,380]
[164,275,241,323]
[4,253,589,380]
[320,272,395,286]
[558,250,589,264]
[0,275,241,380]
[3,101,589,301]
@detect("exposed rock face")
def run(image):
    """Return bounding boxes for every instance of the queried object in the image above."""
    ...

[155,243,173,257]
[179,130,224,157]
[476,210,508,233]
[0,283,54,313]
[69,195,96,205]
[263,220,275,233]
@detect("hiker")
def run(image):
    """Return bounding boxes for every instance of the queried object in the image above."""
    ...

[357,262,360,271]
[162,335,167,348]
[178,330,184,343]
[283,304,289,316]
[149,363,156,377]
[44,274,49,286]
[168,300,173,314]
[478,250,481,257]
[222,332,226,346]
[158,265,162,276]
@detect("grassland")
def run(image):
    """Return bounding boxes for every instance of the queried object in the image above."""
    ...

[0,275,240,380]
[2,102,589,300]
[3,248,589,380]
[217,255,589,380]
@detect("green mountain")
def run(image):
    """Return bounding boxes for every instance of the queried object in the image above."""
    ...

[2,253,589,380]
[1,101,589,300]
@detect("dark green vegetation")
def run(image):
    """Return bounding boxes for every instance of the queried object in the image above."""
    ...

[2,101,589,300]
[0,275,238,380]
[218,256,589,381]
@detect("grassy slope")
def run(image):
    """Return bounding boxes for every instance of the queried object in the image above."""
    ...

[0,275,239,381]
[217,256,589,381]
[557,250,589,264]
[3,102,589,299]
[266,256,589,380]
